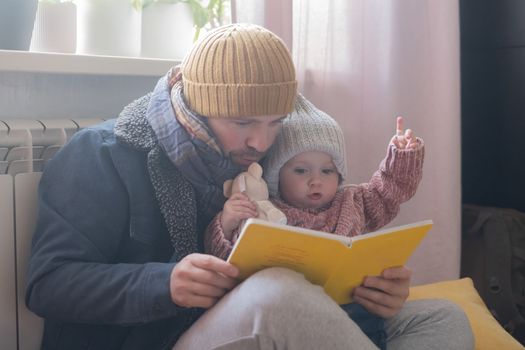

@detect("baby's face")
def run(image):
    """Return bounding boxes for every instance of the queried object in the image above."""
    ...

[279,151,339,209]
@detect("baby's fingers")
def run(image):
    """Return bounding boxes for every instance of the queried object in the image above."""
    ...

[396,116,404,136]
[404,129,419,149]
[394,116,408,148]
[229,192,250,201]
[404,128,413,141]
[231,206,258,219]
[225,198,258,216]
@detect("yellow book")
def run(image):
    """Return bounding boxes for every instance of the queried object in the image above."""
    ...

[227,218,433,304]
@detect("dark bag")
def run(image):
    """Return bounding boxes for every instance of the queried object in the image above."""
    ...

[461,204,525,343]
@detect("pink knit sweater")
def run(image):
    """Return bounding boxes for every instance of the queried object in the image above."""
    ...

[204,141,425,259]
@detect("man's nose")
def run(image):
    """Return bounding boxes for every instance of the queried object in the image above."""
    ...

[246,130,272,153]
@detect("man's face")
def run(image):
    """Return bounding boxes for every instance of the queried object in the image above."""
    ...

[207,115,286,168]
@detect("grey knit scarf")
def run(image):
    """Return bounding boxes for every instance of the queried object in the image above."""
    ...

[146,73,244,224]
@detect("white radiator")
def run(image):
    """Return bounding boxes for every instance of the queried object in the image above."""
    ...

[0,118,104,350]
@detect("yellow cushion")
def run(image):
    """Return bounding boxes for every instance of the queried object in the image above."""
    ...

[409,278,524,350]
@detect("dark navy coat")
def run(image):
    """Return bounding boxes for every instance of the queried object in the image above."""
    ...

[26,97,203,349]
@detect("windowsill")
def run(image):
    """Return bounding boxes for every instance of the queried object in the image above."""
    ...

[0,50,180,76]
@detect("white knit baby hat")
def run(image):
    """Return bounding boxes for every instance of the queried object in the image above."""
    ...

[263,94,348,197]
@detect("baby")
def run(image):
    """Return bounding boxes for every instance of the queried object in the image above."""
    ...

[204,95,424,349]
[205,95,423,251]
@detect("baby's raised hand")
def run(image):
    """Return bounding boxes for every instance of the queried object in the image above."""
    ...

[220,193,258,240]
[392,116,418,149]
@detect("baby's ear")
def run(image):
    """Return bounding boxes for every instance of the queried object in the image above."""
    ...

[223,180,233,198]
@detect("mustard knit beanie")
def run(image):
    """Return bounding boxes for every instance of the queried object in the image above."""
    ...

[181,23,298,118]
[263,95,348,197]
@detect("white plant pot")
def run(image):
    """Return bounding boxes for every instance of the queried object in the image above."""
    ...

[76,0,141,57]
[30,2,77,54]
[141,2,194,59]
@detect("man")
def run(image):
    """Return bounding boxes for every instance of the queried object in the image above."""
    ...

[26,24,473,349]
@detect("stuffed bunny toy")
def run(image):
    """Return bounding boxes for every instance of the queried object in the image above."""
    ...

[223,162,287,225]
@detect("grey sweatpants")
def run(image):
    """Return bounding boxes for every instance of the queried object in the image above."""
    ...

[173,268,474,350]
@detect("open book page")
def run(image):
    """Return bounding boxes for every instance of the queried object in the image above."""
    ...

[228,219,351,286]
[324,220,433,303]
[227,218,433,304]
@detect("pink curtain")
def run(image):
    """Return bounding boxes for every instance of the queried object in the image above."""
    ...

[233,0,461,285]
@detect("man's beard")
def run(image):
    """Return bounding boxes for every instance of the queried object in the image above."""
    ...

[229,148,265,168]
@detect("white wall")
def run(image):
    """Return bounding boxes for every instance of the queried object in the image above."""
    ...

[0,72,159,120]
